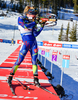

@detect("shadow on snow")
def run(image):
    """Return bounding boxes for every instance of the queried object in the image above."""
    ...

[0,23,18,30]
[38,55,78,99]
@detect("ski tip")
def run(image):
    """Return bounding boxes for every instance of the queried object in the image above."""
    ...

[12,92,16,95]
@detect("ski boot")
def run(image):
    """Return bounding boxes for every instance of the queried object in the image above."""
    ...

[7,73,14,86]
[34,76,40,87]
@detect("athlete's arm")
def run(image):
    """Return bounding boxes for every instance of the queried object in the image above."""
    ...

[18,16,36,29]
[32,26,43,37]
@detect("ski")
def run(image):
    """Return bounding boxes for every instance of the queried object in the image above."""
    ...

[6,77,15,95]
[7,82,15,95]
[24,80,61,98]
[9,85,15,95]
[14,78,30,90]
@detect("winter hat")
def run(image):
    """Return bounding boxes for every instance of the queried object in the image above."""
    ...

[24,6,37,15]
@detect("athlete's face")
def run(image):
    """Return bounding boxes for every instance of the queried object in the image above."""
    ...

[27,14,36,21]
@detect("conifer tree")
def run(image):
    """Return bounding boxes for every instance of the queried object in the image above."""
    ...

[12,4,15,12]
[69,23,74,41]
[58,24,63,41]
[73,0,78,13]
[73,21,77,41]
[18,0,23,13]
[69,22,77,41]
[11,0,13,3]
[65,22,70,41]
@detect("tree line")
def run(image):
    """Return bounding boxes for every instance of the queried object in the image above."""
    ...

[0,0,78,14]
[0,0,78,42]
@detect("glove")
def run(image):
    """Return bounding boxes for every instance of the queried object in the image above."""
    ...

[36,17,40,22]
[41,21,46,28]
[35,17,40,24]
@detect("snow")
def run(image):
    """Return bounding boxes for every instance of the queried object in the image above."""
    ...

[0,8,78,100]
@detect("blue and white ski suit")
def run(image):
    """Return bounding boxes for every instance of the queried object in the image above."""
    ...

[11,16,43,76]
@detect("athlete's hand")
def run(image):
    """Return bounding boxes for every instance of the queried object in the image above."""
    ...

[41,21,46,28]
[35,17,40,24]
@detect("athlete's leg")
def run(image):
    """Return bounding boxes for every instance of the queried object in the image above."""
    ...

[10,42,29,74]
[8,41,30,85]
[30,42,40,86]
[30,42,38,76]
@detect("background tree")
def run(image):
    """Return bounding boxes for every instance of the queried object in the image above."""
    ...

[11,0,14,3]
[69,22,77,41]
[73,21,77,41]
[52,0,58,15]
[26,0,31,6]
[73,0,78,13]
[58,24,63,41]
[65,22,70,41]
[18,0,23,13]
[12,4,16,12]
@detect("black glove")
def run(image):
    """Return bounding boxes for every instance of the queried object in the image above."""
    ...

[35,17,40,24]
[36,17,40,22]
[41,21,46,28]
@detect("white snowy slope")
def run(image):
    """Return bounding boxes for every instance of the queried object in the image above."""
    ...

[0,9,78,100]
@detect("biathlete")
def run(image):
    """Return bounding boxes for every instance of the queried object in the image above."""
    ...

[7,6,45,87]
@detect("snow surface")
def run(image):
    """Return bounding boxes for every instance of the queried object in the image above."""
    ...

[0,8,78,100]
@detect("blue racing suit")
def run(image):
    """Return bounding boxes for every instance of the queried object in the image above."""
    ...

[11,15,43,76]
